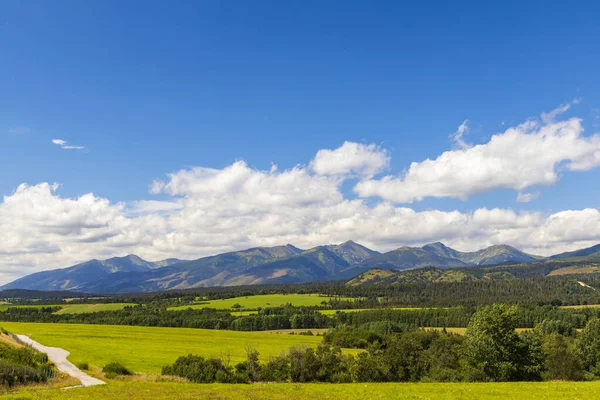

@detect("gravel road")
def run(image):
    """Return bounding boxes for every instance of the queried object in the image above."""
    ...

[15,334,106,387]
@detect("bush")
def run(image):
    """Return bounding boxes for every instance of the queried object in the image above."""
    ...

[324,326,383,349]
[77,362,89,370]
[102,362,132,377]
[162,354,234,383]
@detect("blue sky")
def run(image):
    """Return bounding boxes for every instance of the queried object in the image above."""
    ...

[1,1,600,282]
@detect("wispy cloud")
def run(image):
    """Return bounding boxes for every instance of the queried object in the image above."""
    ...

[517,192,540,203]
[52,139,85,150]
[540,98,582,124]
[449,119,471,149]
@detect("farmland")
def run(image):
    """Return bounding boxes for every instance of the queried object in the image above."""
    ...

[0,322,348,373]
[167,294,353,311]
[2,379,600,400]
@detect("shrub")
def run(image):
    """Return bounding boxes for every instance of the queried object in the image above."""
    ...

[102,362,132,377]
[77,362,89,370]
[162,354,234,383]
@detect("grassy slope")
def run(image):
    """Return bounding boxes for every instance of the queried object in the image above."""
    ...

[3,380,600,400]
[548,265,600,276]
[0,322,338,373]
[167,294,352,311]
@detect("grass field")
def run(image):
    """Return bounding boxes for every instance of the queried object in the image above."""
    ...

[0,322,346,373]
[167,294,353,311]
[53,303,135,314]
[3,379,600,400]
[230,311,258,316]
[318,307,428,315]
[560,304,600,309]
[0,304,50,311]
[0,303,134,314]
[234,307,439,316]
[548,265,600,276]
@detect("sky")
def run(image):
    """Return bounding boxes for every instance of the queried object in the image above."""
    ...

[1,1,600,284]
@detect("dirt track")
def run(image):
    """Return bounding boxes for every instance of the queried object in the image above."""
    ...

[15,334,106,387]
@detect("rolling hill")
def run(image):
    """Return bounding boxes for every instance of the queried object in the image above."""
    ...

[550,244,600,260]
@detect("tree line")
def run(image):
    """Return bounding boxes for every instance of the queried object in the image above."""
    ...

[160,305,600,383]
[3,303,600,331]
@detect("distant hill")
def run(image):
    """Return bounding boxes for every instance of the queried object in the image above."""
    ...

[0,255,186,292]
[340,243,538,278]
[346,257,600,287]
[3,241,599,293]
[550,244,600,260]
[422,242,539,265]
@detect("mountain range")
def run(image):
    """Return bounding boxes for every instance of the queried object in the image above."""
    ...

[2,241,599,293]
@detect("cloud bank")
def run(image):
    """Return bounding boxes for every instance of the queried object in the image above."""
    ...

[1,107,599,283]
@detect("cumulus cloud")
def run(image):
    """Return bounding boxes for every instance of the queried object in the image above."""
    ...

[52,139,85,150]
[2,112,600,284]
[355,116,600,203]
[310,141,390,178]
[3,177,599,284]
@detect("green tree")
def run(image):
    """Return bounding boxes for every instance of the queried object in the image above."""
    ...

[576,317,600,375]
[461,304,523,381]
[542,333,583,381]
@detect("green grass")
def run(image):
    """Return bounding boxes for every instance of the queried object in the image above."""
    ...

[0,322,346,374]
[318,307,433,315]
[3,380,600,399]
[230,311,258,316]
[53,303,135,314]
[560,304,600,309]
[0,305,50,311]
[0,303,134,314]
[167,294,353,311]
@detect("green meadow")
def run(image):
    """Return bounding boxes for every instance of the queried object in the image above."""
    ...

[167,294,352,311]
[3,379,600,400]
[54,303,136,314]
[317,307,429,315]
[0,303,134,313]
[0,322,346,373]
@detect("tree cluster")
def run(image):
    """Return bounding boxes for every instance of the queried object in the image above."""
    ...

[161,305,600,383]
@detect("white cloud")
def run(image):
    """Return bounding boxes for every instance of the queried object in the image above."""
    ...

[355,116,600,203]
[310,141,390,178]
[516,192,540,203]
[450,120,471,149]
[541,98,581,124]
[3,177,600,284]
[127,200,184,215]
[52,139,85,150]
[2,118,600,284]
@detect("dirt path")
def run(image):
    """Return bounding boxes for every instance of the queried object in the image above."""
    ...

[577,281,596,290]
[15,334,105,387]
